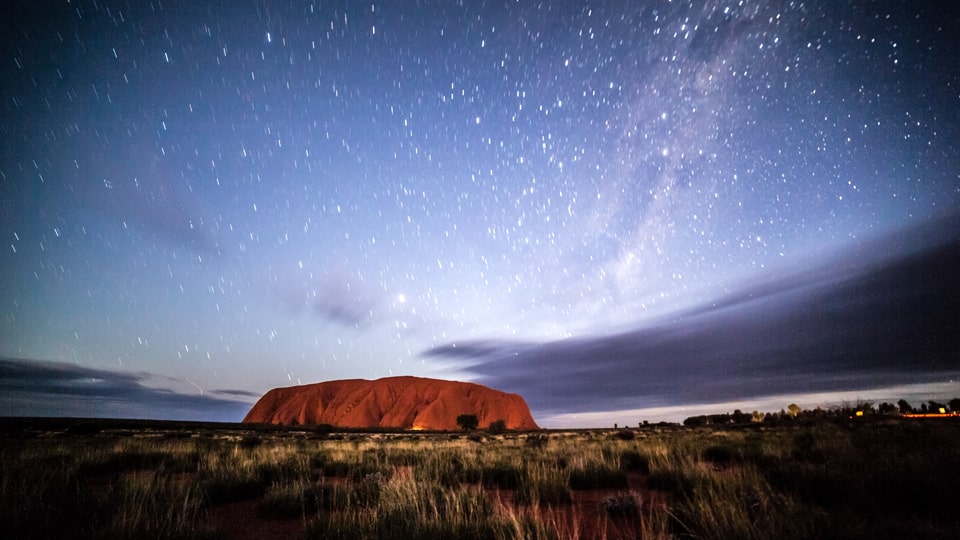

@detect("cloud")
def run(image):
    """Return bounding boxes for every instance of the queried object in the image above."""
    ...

[77,149,220,255]
[0,358,253,422]
[425,216,960,416]
[278,271,379,327]
[212,388,262,398]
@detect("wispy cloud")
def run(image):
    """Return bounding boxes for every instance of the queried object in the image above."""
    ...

[0,358,252,421]
[277,270,380,327]
[425,216,960,417]
[78,149,220,254]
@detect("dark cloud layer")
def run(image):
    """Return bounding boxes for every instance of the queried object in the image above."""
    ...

[0,358,252,421]
[426,216,960,415]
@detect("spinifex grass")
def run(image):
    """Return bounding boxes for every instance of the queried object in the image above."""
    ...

[2,419,959,539]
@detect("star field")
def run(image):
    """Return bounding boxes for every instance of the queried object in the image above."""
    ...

[2,1,958,423]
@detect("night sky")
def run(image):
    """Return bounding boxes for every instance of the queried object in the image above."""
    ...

[2,1,958,426]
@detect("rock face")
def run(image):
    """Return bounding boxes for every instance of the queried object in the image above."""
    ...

[242,376,539,430]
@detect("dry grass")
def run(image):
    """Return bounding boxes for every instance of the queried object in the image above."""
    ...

[2,418,959,539]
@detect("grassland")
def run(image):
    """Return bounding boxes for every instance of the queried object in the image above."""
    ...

[2,416,959,539]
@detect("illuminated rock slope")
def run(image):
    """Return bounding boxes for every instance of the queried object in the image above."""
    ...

[243,376,539,430]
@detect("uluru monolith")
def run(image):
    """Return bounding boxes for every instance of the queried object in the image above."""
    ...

[242,376,539,430]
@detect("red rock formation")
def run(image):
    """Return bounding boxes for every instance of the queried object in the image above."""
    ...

[243,376,538,430]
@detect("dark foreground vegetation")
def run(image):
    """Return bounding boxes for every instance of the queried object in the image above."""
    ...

[2,415,959,539]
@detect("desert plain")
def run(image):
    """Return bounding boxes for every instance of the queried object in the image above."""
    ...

[3,411,960,540]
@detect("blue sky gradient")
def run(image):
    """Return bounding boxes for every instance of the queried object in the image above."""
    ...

[2,1,958,424]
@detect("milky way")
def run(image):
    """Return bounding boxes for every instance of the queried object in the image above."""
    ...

[2,1,958,423]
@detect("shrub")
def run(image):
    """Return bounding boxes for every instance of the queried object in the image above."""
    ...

[239,435,263,449]
[466,432,485,443]
[456,414,479,431]
[487,419,507,434]
[524,434,549,449]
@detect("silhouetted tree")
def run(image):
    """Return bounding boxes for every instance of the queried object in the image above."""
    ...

[928,401,947,414]
[787,404,801,417]
[897,399,913,414]
[456,414,479,431]
[950,398,960,413]
[878,402,897,414]
[487,419,507,434]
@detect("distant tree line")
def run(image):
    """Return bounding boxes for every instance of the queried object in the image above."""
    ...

[680,398,960,427]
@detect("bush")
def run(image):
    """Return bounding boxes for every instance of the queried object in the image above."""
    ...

[524,434,549,449]
[487,419,507,434]
[239,435,263,449]
[456,414,479,431]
